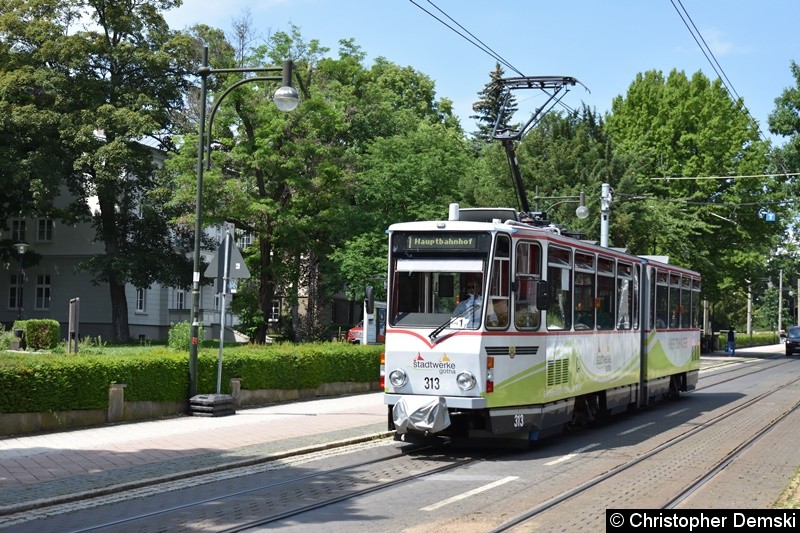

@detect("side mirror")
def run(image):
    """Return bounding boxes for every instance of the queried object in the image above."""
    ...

[536,280,551,311]
[365,285,374,314]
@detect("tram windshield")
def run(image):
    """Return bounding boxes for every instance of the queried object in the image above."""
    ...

[389,231,492,329]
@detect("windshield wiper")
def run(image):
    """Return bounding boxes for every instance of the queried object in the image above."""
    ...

[429,304,479,341]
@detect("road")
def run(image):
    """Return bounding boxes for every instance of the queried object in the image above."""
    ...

[3,346,798,532]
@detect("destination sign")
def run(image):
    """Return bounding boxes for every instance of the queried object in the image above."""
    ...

[407,235,477,250]
[395,232,490,253]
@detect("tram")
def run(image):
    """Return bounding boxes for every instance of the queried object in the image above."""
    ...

[380,75,701,445]
[381,204,701,444]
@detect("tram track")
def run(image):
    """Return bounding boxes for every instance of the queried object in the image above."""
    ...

[697,355,791,390]
[7,438,506,532]
[6,354,794,532]
[487,371,800,532]
[86,360,798,533]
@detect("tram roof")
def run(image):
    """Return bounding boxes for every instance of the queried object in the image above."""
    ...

[387,219,700,278]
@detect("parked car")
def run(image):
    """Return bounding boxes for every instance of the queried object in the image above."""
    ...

[785,325,800,356]
[347,320,363,344]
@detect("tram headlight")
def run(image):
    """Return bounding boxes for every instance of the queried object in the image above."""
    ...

[388,369,408,388]
[456,371,477,391]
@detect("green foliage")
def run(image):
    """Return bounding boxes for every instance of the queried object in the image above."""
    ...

[0,0,198,342]
[79,335,108,354]
[20,319,60,350]
[471,62,518,142]
[0,328,15,351]
[605,68,774,308]
[168,322,204,352]
[0,342,381,414]
[768,60,800,173]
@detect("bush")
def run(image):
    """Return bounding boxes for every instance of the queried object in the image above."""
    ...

[0,341,382,414]
[168,321,204,351]
[0,326,15,350]
[20,319,60,350]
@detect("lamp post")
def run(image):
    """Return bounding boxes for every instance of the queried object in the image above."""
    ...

[778,269,784,335]
[188,46,299,398]
[14,242,28,320]
[600,183,612,247]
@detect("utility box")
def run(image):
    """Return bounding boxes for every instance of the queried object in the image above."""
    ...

[363,301,386,345]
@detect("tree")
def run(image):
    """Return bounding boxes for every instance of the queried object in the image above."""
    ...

[605,69,774,303]
[163,24,464,341]
[768,60,800,185]
[0,0,198,341]
[470,62,517,142]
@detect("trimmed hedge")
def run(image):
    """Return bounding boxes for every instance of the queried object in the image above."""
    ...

[13,319,60,350]
[0,343,382,414]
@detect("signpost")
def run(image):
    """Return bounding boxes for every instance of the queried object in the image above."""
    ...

[191,228,251,417]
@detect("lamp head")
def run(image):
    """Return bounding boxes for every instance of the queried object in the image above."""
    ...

[14,242,28,255]
[273,86,299,112]
[575,205,589,219]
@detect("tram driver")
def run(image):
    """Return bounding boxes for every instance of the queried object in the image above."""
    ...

[453,275,483,327]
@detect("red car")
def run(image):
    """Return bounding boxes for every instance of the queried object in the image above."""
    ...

[347,320,363,344]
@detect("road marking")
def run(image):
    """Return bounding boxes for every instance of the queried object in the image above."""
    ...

[618,422,655,435]
[419,476,519,511]
[666,408,690,417]
[544,443,600,465]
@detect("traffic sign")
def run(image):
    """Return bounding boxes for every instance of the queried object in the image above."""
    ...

[204,233,250,295]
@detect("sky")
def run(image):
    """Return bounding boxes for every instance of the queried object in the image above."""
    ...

[163,0,799,145]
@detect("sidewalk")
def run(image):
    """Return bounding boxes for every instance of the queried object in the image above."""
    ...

[0,392,389,516]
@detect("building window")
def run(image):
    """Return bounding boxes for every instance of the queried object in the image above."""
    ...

[35,274,51,310]
[236,230,252,249]
[175,290,185,310]
[136,288,146,312]
[11,219,26,242]
[37,218,53,242]
[8,274,22,310]
[268,299,280,322]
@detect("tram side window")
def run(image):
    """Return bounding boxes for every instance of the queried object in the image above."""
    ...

[632,265,640,329]
[617,262,633,330]
[574,251,595,331]
[691,279,701,328]
[487,235,510,329]
[669,274,681,328]
[596,257,615,330]
[547,246,572,331]
[649,271,656,329]
[655,271,670,328]
[680,277,691,328]
[514,241,541,330]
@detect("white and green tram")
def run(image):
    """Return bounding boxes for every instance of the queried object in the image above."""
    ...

[382,204,701,444]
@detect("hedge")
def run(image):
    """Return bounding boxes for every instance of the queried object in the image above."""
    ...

[0,342,382,414]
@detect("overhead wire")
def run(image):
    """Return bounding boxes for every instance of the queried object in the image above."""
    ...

[671,0,741,102]
[651,172,800,181]
[670,0,774,149]
[408,1,578,115]
[408,0,523,76]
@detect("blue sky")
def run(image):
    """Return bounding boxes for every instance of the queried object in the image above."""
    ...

[164,0,799,145]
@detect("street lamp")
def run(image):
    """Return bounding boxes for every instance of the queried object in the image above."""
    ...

[14,242,28,320]
[189,46,299,398]
[533,189,589,220]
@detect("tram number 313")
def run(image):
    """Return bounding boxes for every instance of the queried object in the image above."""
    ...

[424,377,440,390]
[514,414,525,428]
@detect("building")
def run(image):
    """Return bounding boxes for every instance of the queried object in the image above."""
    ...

[1,142,359,343]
